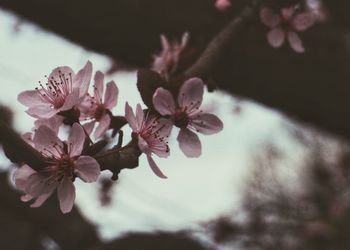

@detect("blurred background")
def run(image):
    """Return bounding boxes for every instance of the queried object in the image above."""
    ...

[1,0,350,249]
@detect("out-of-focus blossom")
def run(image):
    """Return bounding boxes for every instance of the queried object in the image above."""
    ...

[306,0,328,22]
[125,102,172,178]
[153,78,223,158]
[18,61,92,119]
[80,71,118,138]
[260,6,315,53]
[215,0,231,11]
[152,32,189,80]
[14,123,100,213]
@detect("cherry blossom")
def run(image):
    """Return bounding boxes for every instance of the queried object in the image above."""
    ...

[18,61,92,119]
[125,102,172,178]
[215,0,231,11]
[152,78,223,158]
[260,6,315,53]
[152,32,189,80]
[79,71,118,138]
[14,123,100,213]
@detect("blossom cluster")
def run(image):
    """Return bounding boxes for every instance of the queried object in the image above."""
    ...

[260,1,326,53]
[152,32,189,80]
[14,61,223,213]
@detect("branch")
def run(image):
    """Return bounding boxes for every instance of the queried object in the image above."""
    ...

[0,120,139,176]
[0,121,46,170]
[185,1,261,78]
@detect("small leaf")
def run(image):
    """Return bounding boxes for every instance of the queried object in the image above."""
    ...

[137,69,165,108]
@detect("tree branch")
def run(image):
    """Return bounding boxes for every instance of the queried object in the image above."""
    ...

[0,120,139,176]
[185,1,261,78]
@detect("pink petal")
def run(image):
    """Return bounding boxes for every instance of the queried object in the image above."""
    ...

[190,113,223,135]
[33,125,63,157]
[48,66,74,85]
[287,31,305,53]
[146,155,167,179]
[215,0,232,11]
[93,71,104,103]
[178,78,204,111]
[26,105,58,119]
[160,34,170,51]
[18,90,46,107]
[30,191,54,208]
[181,32,189,48]
[177,128,201,158]
[57,177,76,214]
[267,28,285,48]
[21,194,33,202]
[152,57,166,75]
[79,95,98,120]
[125,102,138,132]
[103,81,118,109]
[135,104,145,130]
[94,114,111,139]
[60,88,80,111]
[68,123,85,157]
[138,136,152,155]
[73,61,93,98]
[34,116,63,134]
[14,165,36,191]
[153,87,176,116]
[83,120,95,135]
[156,118,173,138]
[260,8,281,27]
[307,0,319,9]
[22,132,34,147]
[74,156,100,182]
[281,7,295,20]
[292,13,315,32]
[151,144,170,158]
[25,173,52,197]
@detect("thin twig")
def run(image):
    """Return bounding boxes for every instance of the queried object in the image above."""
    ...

[185,1,261,78]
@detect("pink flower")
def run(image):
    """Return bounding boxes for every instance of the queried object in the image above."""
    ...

[18,61,92,119]
[152,32,189,80]
[152,78,223,158]
[125,102,172,178]
[80,71,118,138]
[14,123,100,213]
[260,6,315,53]
[215,0,231,11]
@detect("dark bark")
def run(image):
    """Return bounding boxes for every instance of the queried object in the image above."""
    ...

[0,173,100,250]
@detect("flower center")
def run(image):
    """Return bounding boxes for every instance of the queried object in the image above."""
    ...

[138,117,170,154]
[94,105,106,121]
[40,142,76,183]
[172,111,189,128]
